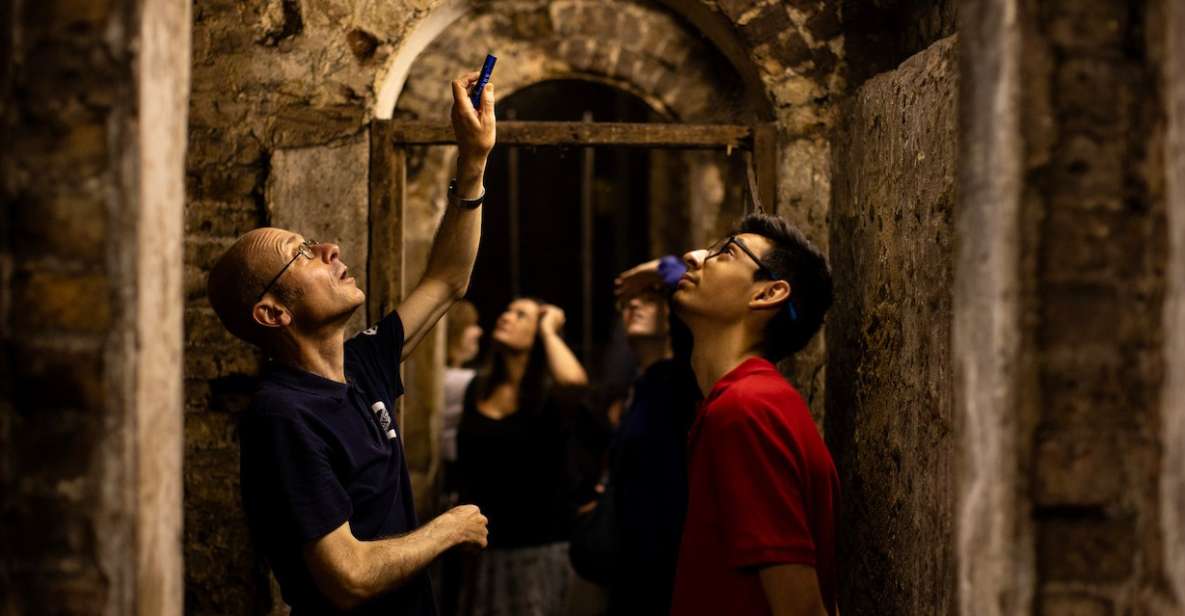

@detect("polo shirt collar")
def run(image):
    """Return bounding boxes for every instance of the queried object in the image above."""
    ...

[263,361,350,402]
[704,356,778,404]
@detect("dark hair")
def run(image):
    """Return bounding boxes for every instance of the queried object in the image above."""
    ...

[473,297,552,416]
[734,212,833,361]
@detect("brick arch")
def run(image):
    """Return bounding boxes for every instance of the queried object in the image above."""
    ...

[388,0,757,123]
[372,0,844,128]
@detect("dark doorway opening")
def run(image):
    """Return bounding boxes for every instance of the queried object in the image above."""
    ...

[467,80,659,380]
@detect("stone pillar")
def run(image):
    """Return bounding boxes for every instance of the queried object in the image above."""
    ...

[956,1,1180,614]
[0,0,188,613]
[827,34,959,616]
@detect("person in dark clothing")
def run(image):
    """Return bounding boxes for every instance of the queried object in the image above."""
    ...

[604,289,699,616]
[206,74,495,615]
[456,298,591,616]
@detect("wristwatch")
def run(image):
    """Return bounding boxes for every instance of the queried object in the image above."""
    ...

[448,178,485,209]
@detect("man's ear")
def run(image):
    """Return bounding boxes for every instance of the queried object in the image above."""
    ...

[253,300,291,329]
[749,280,792,312]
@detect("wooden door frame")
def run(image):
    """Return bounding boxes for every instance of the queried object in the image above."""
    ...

[367,119,780,321]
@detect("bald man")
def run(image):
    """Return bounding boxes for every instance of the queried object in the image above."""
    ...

[207,75,495,616]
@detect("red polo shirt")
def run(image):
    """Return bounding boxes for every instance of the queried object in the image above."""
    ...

[671,357,839,616]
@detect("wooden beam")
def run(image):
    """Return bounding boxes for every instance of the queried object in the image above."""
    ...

[383,120,754,149]
[752,123,779,213]
[367,122,406,324]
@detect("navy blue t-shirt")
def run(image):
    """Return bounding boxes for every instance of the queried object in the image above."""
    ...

[239,311,435,616]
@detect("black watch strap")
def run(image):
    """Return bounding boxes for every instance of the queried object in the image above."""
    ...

[448,178,485,209]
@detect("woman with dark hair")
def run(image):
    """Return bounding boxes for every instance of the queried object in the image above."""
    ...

[455,297,589,616]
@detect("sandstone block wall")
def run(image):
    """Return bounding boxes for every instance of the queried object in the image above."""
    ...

[827,34,958,616]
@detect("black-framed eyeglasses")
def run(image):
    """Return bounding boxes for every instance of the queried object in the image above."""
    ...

[706,236,776,280]
[257,239,318,302]
[705,235,799,321]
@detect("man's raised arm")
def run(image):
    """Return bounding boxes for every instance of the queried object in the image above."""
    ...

[397,74,496,359]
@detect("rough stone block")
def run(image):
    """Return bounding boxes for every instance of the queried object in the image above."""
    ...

[1055,59,1125,131]
[11,191,106,261]
[1038,517,1136,582]
[1039,593,1113,616]
[1034,429,1123,507]
[1039,284,1121,347]
[269,103,364,148]
[184,346,261,381]
[9,408,100,481]
[1046,1,1129,52]
[185,237,236,272]
[548,1,582,36]
[805,3,842,40]
[768,31,812,68]
[185,199,263,238]
[3,492,98,567]
[186,412,240,453]
[740,3,792,46]
[185,307,246,351]
[1052,135,1125,200]
[11,271,111,334]
[266,136,370,335]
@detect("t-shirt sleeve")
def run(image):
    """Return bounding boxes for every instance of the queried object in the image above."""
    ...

[241,412,353,545]
[344,310,406,401]
[706,396,816,569]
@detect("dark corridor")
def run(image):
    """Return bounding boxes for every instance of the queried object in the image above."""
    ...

[467,80,658,377]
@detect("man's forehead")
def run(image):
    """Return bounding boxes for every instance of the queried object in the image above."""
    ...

[737,233,773,253]
[707,232,772,253]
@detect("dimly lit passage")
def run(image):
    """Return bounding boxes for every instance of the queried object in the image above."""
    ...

[3,1,1185,616]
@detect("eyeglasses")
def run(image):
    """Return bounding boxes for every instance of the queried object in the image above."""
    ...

[705,235,798,322]
[706,236,777,280]
[257,239,318,302]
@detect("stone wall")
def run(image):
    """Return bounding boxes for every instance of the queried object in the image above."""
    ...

[0,0,189,613]
[955,0,1182,614]
[1025,2,1171,612]
[827,34,958,616]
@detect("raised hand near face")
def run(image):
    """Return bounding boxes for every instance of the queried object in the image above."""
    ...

[538,304,567,336]
[450,72,496,165]
[614,258,663,301]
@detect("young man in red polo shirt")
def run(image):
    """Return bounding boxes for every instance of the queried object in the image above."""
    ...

[665,212,838,616]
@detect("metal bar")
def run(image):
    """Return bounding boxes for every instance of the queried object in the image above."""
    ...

[507,109,521,297]
[581,111,595,365]
[383,120,754,149]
